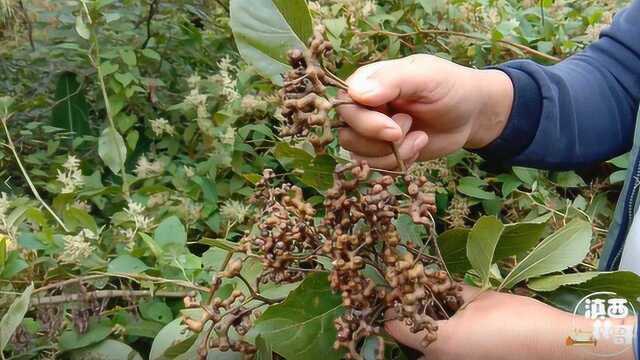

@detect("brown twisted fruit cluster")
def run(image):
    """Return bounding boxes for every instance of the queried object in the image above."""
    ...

[183,164,462,359]
[321,162,463,359]
[182,268,256,360]
[280,26,343,153]
[240,169,320,284]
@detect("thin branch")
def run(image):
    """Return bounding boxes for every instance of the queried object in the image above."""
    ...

[356,28,561,63]
[16,0,34,51]
[141,0,160,49]
[1,114,69,232]
[31,289,194,306]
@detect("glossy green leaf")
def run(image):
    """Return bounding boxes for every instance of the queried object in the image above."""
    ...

[274,143,336,190]
[0,283,33,353]
[438,228,471,273]
[149,318,195,360]
[75,15,90,40]
[230,0,313,84]
[466,216,504,287]
[534,272,640,310]
[457,177,496,200]
[528,272,603,292]
[499,218,592,290]
[107,254,150,274]
[69,339,143,360]
[256,335,273,360]
[98,127,127,174]
[51,72,90,136]
[154,216,187,248]
[493,220,548,261]
[59,319,113,351]
[512,167,538,185]
[252,272,344,360]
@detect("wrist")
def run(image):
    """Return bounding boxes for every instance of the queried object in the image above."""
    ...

[464,69,514,149]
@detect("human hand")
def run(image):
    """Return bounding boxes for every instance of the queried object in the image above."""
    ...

[385,286,635,360]
[337,54,514,169]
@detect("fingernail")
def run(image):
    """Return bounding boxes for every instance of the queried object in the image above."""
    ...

[380,127,402,142]
[413,135,429,151]
[351,79,380,97]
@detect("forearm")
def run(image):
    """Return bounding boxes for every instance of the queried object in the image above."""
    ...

[471,0,640,169]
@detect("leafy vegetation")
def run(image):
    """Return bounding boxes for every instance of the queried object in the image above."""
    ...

[0,0,638,359]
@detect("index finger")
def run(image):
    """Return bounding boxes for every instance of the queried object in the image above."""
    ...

[336,101,402,142]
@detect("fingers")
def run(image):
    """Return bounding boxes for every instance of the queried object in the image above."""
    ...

[348,113,428,170]
[336,100,402,142]
[352,131,427,170]
[385,318,428,352]
[347,55,428,107]
[339,112,412,157]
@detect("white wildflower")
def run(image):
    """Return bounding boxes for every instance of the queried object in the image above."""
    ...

[217,56,239,101]
[177,197,203,224]
[57,155,84,193]
[220,200,252,224]
[0,192,10,233]
[72,200,92,212]
[185,88,208,108]
[147,192,170,208]
[124,201,154,231]
[134,155,165,178]
[187,73,202,89]
[184,166,195,178]
[241,95,268,114]
[60,229,96,264]
[150,117,175,137]
[361,0,375,17]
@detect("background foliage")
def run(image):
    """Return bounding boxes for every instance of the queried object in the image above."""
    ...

[0,0,635,359]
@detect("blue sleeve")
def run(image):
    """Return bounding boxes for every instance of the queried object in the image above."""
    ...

[476,0,640,170]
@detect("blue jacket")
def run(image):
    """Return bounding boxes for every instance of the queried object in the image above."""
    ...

[477,0,640,356]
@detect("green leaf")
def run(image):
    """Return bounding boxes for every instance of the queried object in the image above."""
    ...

[230,0,313,84]
[149,318,194,360]
[551,171,586,188]
[0,284,33,353]
[457,177,496,200]
[608,153,630,169]
[512,167,538,185]
[154,216,187,248]
[63,207,98,234]
[69,339,143,360]
[528,272,603,292]
[114,72,136,88]
[256,335,273,360]
[438,228,471,273]
[98,127,127,174]
[59,319,113,352]
[394,214,425,245]
[493,220,548,261]
[252,272,344,360]
[139,299,173,324]
[140,233,163,258]
[120,48,137,67]
[274,143,336,190]
[532,271,640,307]
[51,72,91,136]
[0,96,14,117]
[75,15,91,40]
[499,218,592,290]
[466,216,504,287]
[107,255,150,274]
[610,170,627,184]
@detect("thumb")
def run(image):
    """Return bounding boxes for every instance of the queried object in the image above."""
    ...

[347,56,427,107]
